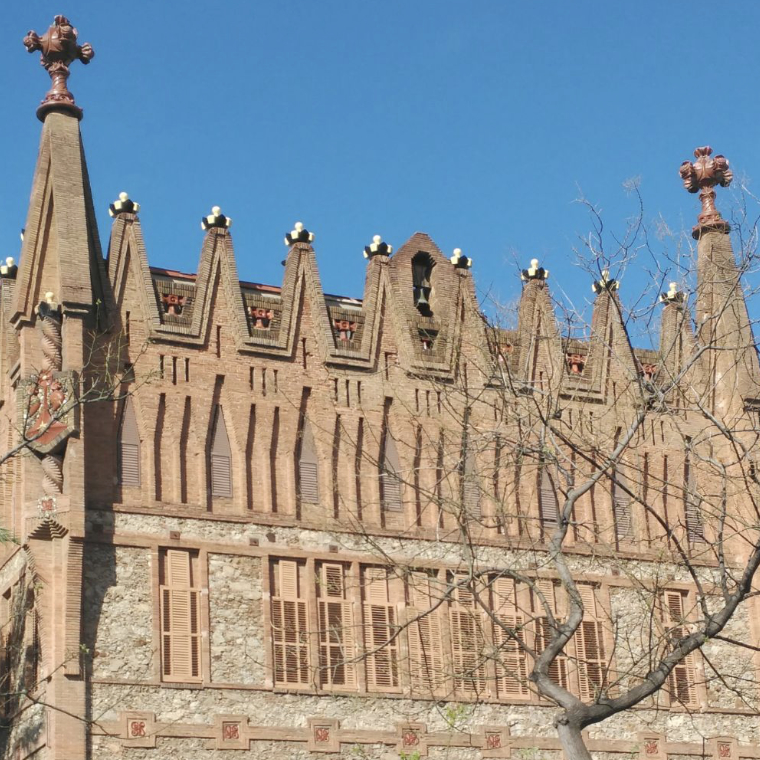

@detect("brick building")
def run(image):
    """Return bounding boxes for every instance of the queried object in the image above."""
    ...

[1,15,760,760]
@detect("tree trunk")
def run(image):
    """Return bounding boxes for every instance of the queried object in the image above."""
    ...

[556,719,593,760]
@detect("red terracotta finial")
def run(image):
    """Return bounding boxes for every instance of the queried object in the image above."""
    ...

[23,15,94,121]
[679,146,733,239]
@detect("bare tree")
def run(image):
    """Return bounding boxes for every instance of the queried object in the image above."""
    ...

[307,160,760,759]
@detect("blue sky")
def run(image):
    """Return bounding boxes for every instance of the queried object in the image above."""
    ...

[2,2,759,337]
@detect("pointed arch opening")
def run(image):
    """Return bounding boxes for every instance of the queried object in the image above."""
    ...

[298,418,319,505]
[209,404,232,498]
[118,397,140,487]
[412,252,434,317]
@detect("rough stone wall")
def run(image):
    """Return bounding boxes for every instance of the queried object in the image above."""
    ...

[208,553,263,684]
[83,545,154,681]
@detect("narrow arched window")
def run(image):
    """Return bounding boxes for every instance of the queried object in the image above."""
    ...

[298,420,319,504]
[412,252,434,316]
[210,405,232,497]
[118,398,140,487]
[381,432,403,520]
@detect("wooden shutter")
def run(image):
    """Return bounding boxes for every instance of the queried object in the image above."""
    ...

[684,454,705,543]
[363,567,400,691]
[381,433,403,523]
[491,577,529,698]
[575,585,607,701]
[449,575,487,695]
[299,421,319,504]
[118,398,140,487]
[407,572,445,694]
[160,550,201,682]
[463,450,481,519]
[663,590,698,705]
[533,579,568,690]
[317,563,356,688]
[271,560,310,685]
[539,466,559,532]
[210,405,232,497]
[612,467,632,541]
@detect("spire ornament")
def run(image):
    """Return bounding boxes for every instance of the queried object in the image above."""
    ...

[23,15,94,121]
[520,258,548,282]
[679,146,733,238]
[660,282,685,305]
[592,269,619,294]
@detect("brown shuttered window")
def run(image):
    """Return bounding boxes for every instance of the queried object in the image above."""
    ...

[575,584,607,701]
[663,590,698,706]
[684,453,705,543]
[539,465,559,535]
[462,449,481,519]
[317,563,356,689]
[533,579,568,690]
[491,577,530,699]
[407,571,445,694]
[380,432,403,524]
[118,398,140,487]
[449,575,487,696]
[210,405,232,498]
[612,466,632,542]
[298,420,319,504]
[159,550,201,682]
[271,560,310,686]
[362,567,400,691]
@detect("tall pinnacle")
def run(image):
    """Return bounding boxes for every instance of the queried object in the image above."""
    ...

[23,15,94,121]
[679,146,732,239]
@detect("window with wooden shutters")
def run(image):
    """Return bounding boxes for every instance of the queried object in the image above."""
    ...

[449,575,487,696]
[209,404,232,497]
[574,584,607,701]
[317,563,356,689]
[118,398,140,487]
[362,567,400,691]
[380,432,403,524]
[684,452,705,543]
[407,571,445,694]
[663,590,698,706]
[159,550,201,682]
[462,448,481,519]
[612,466,632,542]
[271,559,310,686]
[539,464,559,535]
[298,420,319,504]
[533,579,568,690]
[491,577,529,699]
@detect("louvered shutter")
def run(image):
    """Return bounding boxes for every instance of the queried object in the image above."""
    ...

[612,467,632,541]
[118,398,140,487]
[664,591,698,705]
[539,466,559,531]
[210,405,232,497]
[407,572,444,694]
[271,560,310,685]
[299,421,319,504]
[534,579,568,690]
[381,434,403,522]
[449,576,487,695]
[317,563,356,688]
[684,455,705,543]
[363,567,399,690]
[160,550,201,682]
[492,577,529,698]
[575,585,606,700]
[463,450,481,519]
